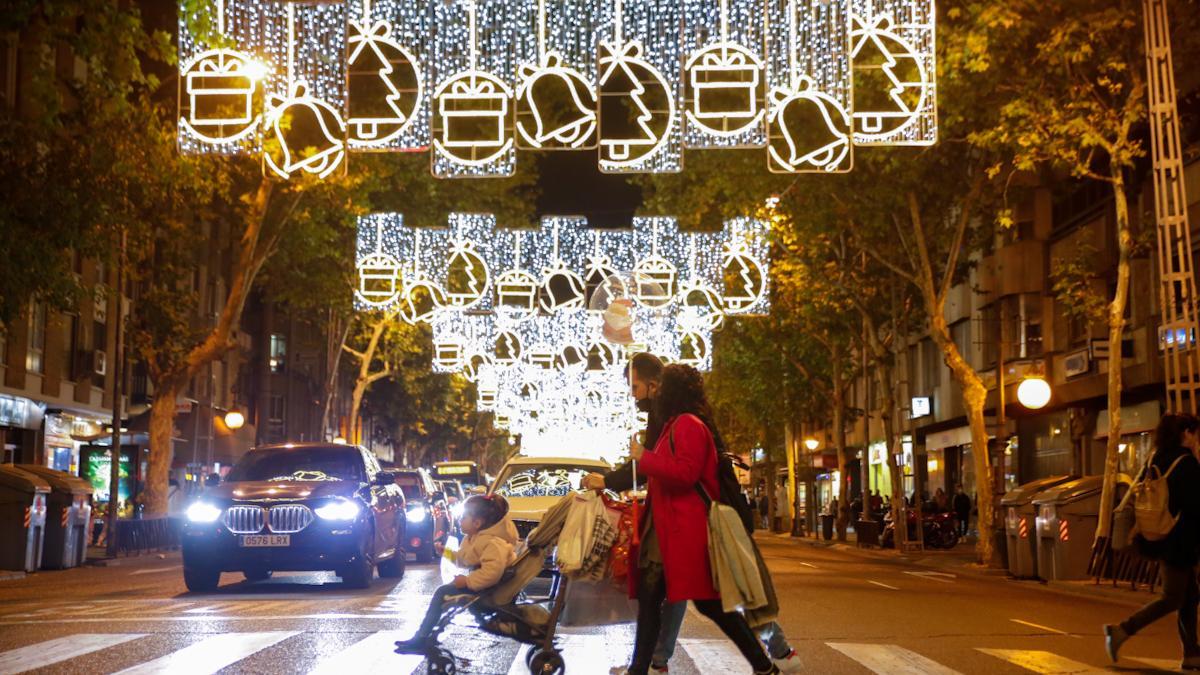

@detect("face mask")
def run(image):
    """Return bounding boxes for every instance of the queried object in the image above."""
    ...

[636,397,654,413]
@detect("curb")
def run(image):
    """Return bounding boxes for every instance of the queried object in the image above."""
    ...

[0,571,26,582]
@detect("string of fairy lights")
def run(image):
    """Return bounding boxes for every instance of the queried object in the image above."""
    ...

[354,213,769,460]
[178,0,937,180]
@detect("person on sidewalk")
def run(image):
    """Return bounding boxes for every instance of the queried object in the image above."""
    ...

[758,494,770,531]
[1104,413,1200,670]
[952,485,971,539]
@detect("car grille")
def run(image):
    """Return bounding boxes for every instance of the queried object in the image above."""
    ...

[513,519,538,541]
[224,506,266,534]
[268,505,313,533]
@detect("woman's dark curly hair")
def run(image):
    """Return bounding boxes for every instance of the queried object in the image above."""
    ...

[655,363,714,422]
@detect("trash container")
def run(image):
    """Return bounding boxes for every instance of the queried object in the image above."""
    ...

[0,465,51,572]
[17,465,94,569]
[819,514,834,541]
[1002,475,1074,578]
[1033,476,1105,581]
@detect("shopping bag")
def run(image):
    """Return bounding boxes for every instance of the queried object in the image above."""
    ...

[559,577,639,626]
[439,535,469,584]
[708,501,768,614]
[577,498,621,582]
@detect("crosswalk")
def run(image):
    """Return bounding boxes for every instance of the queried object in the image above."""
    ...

[0,631,1177,675]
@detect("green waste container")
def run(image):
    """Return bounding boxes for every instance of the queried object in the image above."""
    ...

[17,465,94,569]
[0,465,51,572]
[1002,475,1074,578]
[1033,476,1105,581]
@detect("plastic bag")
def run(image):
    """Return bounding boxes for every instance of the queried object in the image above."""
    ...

[577,498,621,582]
[557,492,601,572]
[439,535,469,584]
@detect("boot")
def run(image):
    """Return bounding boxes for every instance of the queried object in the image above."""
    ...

[394,635,434,654]
[1102,624,1128,663]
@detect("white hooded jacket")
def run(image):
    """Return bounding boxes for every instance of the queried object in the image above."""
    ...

[455,516,518,591]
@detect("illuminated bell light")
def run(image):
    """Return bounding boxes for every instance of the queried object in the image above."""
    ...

[804,438,820,451]
[263,81,347,180]
[1016,376,1052,410]
[224,410,246,430]
[767,76,852,173]
[516,52,598,150]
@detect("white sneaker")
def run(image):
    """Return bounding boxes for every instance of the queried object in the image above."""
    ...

[609,668,629,675]
[773,649,803,673]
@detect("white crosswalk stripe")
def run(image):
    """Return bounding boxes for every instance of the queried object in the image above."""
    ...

[114,631,299,675]
[307,631,423,675]
[0,633,146,674]
[976,648,1110,674]
[679,638,749,673]
[827,642,963,675]
[1130,657,1179,672]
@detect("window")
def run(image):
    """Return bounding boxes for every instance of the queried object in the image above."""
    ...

[951,320,971,368]
[26,302,46,374]
[269,334,287,373]
[921,338,939,392]
[1023,295,1044,358]
[268,394,286,441]
[978,304,999,367]
[61,314,78,381]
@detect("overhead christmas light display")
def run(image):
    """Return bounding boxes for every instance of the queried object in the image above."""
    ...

[178,0,936,178]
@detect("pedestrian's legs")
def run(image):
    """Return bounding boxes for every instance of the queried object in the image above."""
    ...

[1178,567,1200,658]
[758,621,792,660]
[692,599,774,673]
[413,583,460,637]
[627,566,668,675]
[651,600,688,667]
[1122,564,1191,638]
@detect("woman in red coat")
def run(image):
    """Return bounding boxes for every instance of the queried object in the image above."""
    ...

[624,364,776,675]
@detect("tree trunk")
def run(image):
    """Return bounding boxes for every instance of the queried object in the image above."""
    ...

[832,343,852,540]
[874,359,907,547]
[145,379,182,516]
[1097,172,1132,542]
[320,309,350,440]
[345,312,395,444]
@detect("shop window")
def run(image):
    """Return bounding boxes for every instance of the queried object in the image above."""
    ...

[269,334,287,373]
[26,302,46,374]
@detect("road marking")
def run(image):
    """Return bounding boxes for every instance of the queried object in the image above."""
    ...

[799,562,818,568]
[115,631,299,675]
[1130,657,1179,671]
[129,566,179,576]
[0,633,147,673]
[867,580,900,590]
[307,631,422,675]
[827,643,962,675]
[903,571,956,583]
[508,635,625,675]
[183,605,223,614]
[976,648,1108,674]
[681,638,750,673]
[1010,619,1079,638]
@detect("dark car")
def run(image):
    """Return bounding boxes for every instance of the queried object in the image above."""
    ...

[438,479,466,535]
[394,468,452,562]
[181,443,406,592]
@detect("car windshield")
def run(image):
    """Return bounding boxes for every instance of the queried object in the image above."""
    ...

[494,464,598,498]
[395,474,425,501]
[226,447,366,483]
[439,482,462,499]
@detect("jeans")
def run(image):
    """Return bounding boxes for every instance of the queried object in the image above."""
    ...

[628,564,772,674]
[414,583,477,638]
[1121,563,1200,657]
[651,601,688,667]
[758,621,792,660]
[956,513,969,538]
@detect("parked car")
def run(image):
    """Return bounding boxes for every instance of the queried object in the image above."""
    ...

[394,468,453,562]
[180,442,406,592]
[489,456,612,540]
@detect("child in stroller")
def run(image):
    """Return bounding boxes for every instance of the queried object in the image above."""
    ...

[395,490,580,675]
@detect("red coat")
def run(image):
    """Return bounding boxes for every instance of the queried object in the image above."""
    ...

[634,413,721,603]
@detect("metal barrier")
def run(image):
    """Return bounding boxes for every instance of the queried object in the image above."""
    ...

[112,517,182,556]
[1088,537,1161,592]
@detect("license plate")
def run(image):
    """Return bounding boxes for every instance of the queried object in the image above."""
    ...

[240,534,290,547]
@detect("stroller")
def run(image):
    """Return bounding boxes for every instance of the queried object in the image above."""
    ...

[402,494,579,675]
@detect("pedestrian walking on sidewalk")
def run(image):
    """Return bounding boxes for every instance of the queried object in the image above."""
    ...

[758,494,770,531]
[952,485,971,539]
[1104,413,1200,670]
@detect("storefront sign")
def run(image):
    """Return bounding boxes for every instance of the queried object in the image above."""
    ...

[868,442,887,466]
[910,396,931,418]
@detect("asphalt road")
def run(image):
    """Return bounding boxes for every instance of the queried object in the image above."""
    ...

[0,535,1183,674]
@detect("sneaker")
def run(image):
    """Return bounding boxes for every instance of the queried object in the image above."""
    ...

[1102,624,1127,663]
[651,665,669,673]
[772,649,802,673]
[394,636,433,654]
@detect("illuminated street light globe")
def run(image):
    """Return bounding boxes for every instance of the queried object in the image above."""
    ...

[804,438,820,451]
[1017,376,1052,410]
[224,410,245,430]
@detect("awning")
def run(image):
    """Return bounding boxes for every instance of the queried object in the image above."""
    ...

[1095,401,1161,439]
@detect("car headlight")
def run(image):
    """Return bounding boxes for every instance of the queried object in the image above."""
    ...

[406,505,428,523]
[315,500,361,521]
[451,502,465,520]
[186,502,222,523]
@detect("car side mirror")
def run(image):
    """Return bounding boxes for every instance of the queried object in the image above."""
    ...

[375,471,395,486]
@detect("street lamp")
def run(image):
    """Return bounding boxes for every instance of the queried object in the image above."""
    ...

[804,437,820,451]
[224,410,245,430]
[1016,376,1052,410]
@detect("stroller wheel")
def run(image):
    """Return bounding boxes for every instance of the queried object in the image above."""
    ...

[429,653,457,675]
[528,650,564,675]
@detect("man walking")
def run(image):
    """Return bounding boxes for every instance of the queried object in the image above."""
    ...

[952,484,971,539]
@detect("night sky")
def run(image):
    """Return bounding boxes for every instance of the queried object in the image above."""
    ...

[534,152,643,228]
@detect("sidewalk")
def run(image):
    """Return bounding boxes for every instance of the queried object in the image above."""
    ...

[765,530,1156,609]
